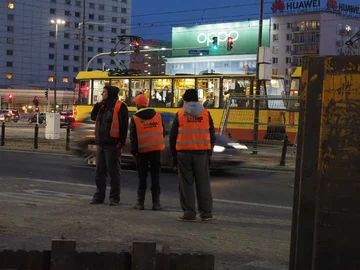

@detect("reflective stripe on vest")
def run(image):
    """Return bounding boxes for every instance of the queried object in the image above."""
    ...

[176,109,211,151]
[110,100,126,138]
[133,112,165,153]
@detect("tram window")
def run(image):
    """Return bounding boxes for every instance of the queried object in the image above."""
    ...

[197,78,220,108]
[75,80,90,105]
[130,79,150,106]
[151,79,172,107]
[92,80,109,104]
[173,79,195,107]
[266,79,286,109]
[111,79,130,104]
[223,78,251,108]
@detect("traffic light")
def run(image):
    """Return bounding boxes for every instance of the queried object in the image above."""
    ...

[8,94,13,103]
[227,37,233,51]
[33,96,39,106]
[45,89,49,100]
[212,37,218,50]
[133,38,140,53]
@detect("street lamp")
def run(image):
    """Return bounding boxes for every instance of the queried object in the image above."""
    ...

[50,19,65,112]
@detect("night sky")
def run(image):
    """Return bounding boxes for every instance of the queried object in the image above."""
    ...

[131,0,360,41]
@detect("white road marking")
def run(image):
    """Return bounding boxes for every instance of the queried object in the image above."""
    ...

[0,177,292,210]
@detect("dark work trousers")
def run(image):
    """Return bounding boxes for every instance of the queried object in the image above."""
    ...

[135,151,161,192]
[177,151,213,219]
[93,144,121,202]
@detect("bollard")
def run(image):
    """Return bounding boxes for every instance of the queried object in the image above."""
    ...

[1,122,5,146]
[65,125,70,151]
[34,124,39,149]
[279,134,288,166]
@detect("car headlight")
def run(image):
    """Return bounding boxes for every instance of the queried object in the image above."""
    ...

[213,145,225,152]
[227,143,248,150]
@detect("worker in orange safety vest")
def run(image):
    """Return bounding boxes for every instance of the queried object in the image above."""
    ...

[130,94,165,210]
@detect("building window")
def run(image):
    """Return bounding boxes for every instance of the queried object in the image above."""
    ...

[7,14,14,20]
[65,22,70,28]
[286,57,292,64]
[49,65,54,71]
[98,15,104,20]
[286,34,292,41]
[272,46,279,54]
[64,33,70,39]
[73,67,79,72]
[65,10,71,16]
[286,45,292,52]
[273,23,279,30]
[49,42,55,48]
[98,48,103,53]
[88,57,92,62]
[74,56,80,61]
[98,26,104,31]
[63,77,69,83]
[74,45,80,50]
[75,23,80,28]
[8,2,15,9]
[48,76,54,82]
[50,8,56,14]
[272,57,278,64]
[7,38,14,44]
[112,17,117,23]
[6,73,13,80]
[63,66,69,72]
[121,8,127,13]
[75,12,80,17]
[287,23,292,29]
[89,25,94,30]
[97,59,103,64]
[88,36,94,41]
[75,34,80,39]
[111,38,116,44]
[272,68,278,75]
[65,0,71,4]
[89,3,95,8]
[88,46,93,52]
[49,54,55,59]
[89,14,94,19]
[75,0,81,6]
[63,55,69,60]
[112,7,118,12]
[6,50,13,56]
[64,44,70,49]
[99,4,104,10]
[111,28,117,33]
[120,29,126,34]
[122,0,127,2]
[273,34,279,41]
[98,37,104,42]
[7,26,14,32]
[121,18,126,24]
[7,62,13,67]
[50,31,55,37]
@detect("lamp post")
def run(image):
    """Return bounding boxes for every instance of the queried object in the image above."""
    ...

[50,19,65,112]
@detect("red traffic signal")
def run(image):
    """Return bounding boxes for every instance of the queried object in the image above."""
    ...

[8,94,13,100]
[35,106,39,112]
[227,37,233,51]
[133,39,140,53]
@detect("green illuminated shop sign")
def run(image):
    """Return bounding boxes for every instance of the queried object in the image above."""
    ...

[171,20,270,57]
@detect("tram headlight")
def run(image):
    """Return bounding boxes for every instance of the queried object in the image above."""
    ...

[213,145,225,152]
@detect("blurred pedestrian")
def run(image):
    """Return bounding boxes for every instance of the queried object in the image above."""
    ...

[90,85,128,206]
[130,94,165,210]
[169,89,216,222]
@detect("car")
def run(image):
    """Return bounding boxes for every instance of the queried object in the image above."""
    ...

[60,110,75,128]
[71,111,249,170]
[28,113,46,124]
[1,109,20,123]
[0,113,4,122]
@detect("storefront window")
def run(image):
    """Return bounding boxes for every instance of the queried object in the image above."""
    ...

[111,79,129,104]
[151,79,172,107]
[173,79,195,107]
[197,78,220,108]
[130,79,150,106]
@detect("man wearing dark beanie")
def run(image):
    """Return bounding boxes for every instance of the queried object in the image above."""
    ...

[169,88,216,222]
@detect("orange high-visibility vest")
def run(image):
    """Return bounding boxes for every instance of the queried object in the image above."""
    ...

[176,109,211,151]
[95,100,126,138]
[133,112,165,153]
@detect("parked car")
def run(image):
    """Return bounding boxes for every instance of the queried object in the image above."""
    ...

[28,113,46,124]
[0,109,19,122]
[60,110,75,128]
[71,111,249,170]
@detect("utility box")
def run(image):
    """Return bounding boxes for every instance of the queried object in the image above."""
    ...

[258,47,272,64]
[45,113,60,140]
[258,63,272,80]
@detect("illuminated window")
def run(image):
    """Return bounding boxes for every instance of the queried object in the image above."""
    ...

[8,2,15,9]
[48,76,54,82]
[6,73,13,79]
[63,77,69,83]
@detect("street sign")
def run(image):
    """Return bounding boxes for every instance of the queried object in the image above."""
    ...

[188,50,209,55]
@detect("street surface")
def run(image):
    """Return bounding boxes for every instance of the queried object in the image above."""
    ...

[0,150,294,270]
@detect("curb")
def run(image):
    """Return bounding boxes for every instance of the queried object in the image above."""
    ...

[241,165,295,172]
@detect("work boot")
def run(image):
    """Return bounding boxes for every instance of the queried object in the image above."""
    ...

[152,191,163,211]
[133,190,145,210]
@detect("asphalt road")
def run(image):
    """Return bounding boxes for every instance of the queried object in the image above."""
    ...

[0,149,294,270]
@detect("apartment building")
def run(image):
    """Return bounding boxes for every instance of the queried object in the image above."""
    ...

[0,0,132,89]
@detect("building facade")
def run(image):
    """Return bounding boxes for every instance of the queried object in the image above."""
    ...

[0,0,132,89]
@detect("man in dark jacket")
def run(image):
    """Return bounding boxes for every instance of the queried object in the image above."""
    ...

[90,85,128,206]
[169,89,216,222]
[130,94,165,211]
